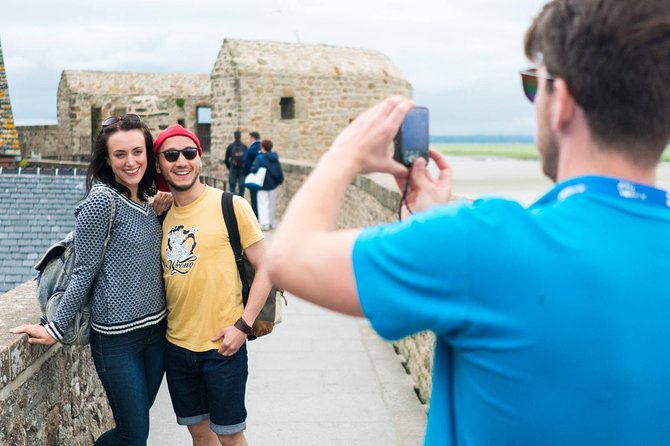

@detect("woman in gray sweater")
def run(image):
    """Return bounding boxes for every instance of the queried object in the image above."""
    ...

[11,114,167,446]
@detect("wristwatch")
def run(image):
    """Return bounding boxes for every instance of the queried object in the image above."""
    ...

[234,317,252,336]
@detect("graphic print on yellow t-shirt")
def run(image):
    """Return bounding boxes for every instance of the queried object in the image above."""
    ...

[165,225,199,275]
[161,186,263,352]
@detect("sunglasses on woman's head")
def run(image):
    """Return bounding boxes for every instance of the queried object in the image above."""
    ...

[158,147,199,163]
[520,68,555,103]
[101,113,142,128]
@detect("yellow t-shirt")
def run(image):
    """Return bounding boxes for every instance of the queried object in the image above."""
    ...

[161,186,263,351]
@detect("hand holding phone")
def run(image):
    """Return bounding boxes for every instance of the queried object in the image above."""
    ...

[393,107,429,167]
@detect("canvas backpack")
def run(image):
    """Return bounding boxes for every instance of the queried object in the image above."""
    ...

[230,143,246,169]
[34,189,116,345]
[221,191,285,339]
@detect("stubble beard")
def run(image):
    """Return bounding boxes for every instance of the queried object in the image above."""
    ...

[538,114,560,183]
[165,174,199,192]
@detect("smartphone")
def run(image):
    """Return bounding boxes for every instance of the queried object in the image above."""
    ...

[393,107,429,167]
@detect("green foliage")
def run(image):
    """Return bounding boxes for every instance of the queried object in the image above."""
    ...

[175,98,185,109]
[434,143,539,159]
[17,159,30,168]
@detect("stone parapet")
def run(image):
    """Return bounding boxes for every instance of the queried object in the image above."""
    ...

[0,282,112,445]
[16,124,59,159]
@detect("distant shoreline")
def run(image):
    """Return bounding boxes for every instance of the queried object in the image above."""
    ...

[433,140,670,162]
[431,135,534,144]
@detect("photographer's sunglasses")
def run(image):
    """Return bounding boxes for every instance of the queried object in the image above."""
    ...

[520,68,555,103]
[101,113,142,128]
[158,147,199,163]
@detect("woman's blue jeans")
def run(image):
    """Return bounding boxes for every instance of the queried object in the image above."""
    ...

[90,318,167,446]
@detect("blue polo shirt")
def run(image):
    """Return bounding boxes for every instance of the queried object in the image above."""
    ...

[353,176,670,445]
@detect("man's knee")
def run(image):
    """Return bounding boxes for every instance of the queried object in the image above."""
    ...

[217,431,247,446]
[188,420,218,445]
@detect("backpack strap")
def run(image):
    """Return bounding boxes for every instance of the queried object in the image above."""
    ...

[103,188,117,248]
[221,191,250,306]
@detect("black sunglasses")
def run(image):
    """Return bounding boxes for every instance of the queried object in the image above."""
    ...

[102,113,142,128]
[520,68,555,103]
[158,147,199,163]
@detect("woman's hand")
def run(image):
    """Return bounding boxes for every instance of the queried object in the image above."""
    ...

[9,324,57,345]
[150,191,174,215]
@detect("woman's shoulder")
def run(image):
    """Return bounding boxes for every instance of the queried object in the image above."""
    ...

[75,183,118,215]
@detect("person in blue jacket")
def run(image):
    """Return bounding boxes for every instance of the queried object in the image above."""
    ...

[243,131,262,217]
[266,0,670,444]
[249,139,284,231]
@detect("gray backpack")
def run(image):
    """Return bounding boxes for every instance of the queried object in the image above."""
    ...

[34,191,116,345]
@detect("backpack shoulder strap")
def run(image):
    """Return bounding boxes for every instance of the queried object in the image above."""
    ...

[221,191,250,305]
[104,189,117,245]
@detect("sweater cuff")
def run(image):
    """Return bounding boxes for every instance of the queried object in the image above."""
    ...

[44,321,63,342]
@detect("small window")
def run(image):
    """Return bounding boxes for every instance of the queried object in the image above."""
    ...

[177,119,185,127]
[197,106,212,124]
[280,97,295,120]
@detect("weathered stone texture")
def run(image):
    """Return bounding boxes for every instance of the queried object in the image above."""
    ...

[16,125,59,159]
[0,282,113,445]
[55,71,211,160]
[210,39,412,175]
[0,38,20,156]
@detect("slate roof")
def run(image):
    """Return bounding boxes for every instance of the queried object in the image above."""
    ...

[0,172,86,293]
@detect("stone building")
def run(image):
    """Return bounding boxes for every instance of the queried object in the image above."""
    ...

[51,70,211,160]
[210,38,412,170]
[0,38,20,166]
[15,38,412,171]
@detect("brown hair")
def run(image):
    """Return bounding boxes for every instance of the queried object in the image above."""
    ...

[87,118,157,198]
[525,0,670,166]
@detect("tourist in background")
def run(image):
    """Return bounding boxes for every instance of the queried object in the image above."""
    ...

[243,131,262,216]
[266,0,670,444]
[11,114,168,446]
[224,130,247,196]
[250,139,284,231]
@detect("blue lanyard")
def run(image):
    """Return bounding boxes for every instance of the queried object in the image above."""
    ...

[535,175,670,208]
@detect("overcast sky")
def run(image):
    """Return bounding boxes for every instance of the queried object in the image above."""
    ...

[1,0,546,136]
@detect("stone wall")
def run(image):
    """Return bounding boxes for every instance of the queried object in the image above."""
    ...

[16,125,59,159]
[56,71,211,160]
[272,159,436,404]
[209,39,412,177]
[0,282,113,445]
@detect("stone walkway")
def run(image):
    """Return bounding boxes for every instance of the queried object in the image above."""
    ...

[148,278,427,446]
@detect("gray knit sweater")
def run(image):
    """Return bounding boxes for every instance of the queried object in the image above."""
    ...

[45,183,166,340]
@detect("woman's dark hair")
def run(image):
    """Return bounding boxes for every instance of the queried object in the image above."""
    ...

[261,139,273,152]
[524,0,670,166]
[86,118,157,198]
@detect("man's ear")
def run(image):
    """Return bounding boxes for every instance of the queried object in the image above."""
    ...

[155,159,162,173]
[551,79,577,132]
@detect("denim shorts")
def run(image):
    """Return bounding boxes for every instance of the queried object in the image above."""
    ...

[164,341,248,435]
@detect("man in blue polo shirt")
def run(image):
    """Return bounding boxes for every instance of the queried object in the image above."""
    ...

[267,0,670,444]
